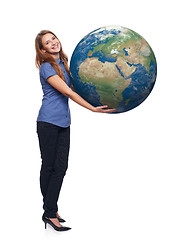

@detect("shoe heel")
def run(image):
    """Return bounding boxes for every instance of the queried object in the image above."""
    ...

[45,222,47,229]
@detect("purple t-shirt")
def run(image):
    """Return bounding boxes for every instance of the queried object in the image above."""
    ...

[37,59,71,127]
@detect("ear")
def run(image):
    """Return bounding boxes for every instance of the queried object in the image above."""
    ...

[41,49,46,53]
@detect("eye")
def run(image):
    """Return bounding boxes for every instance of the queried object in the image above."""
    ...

[52,36,56,40]
[46,41,49,45]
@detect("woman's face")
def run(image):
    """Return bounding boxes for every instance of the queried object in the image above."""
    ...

[41,33,61,55]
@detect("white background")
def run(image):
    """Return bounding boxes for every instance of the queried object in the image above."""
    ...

[0,0,169,239]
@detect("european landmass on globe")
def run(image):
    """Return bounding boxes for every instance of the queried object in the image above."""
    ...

[70,26,157,113]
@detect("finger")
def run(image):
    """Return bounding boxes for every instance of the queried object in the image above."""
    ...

[97,105,108,109]
[104,109,116,113]
[102,105,108,108]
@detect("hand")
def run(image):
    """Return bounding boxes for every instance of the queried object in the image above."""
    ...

[93,105,116,113]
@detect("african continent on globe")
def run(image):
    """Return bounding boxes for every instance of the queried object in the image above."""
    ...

[70,25,157,113]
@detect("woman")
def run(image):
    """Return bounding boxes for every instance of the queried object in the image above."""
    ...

[35,30,116,232]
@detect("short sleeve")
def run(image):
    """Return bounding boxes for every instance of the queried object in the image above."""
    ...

[40,62,57,81]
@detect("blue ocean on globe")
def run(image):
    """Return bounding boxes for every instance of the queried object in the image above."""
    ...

[70,26,157,113]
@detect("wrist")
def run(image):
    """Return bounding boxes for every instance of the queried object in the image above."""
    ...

[91,106,97,112]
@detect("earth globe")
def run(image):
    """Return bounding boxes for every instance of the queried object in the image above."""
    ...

[70,25,157,113]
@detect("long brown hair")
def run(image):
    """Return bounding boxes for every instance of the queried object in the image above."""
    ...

[35,30,70,82]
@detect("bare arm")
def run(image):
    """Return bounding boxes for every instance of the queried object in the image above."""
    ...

[47,75,116,113]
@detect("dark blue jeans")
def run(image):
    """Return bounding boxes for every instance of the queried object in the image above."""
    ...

[37,121,70,218]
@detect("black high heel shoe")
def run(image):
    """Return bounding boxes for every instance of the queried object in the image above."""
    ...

[42,216,71,231]
[57,215,66,223]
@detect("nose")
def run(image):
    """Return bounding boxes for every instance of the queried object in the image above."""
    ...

[52,41,56,45]
[52,39,58,46]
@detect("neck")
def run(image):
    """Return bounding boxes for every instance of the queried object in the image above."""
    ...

[51,52,60,60]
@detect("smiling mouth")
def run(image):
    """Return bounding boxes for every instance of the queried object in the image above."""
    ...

[52,44,59,49]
